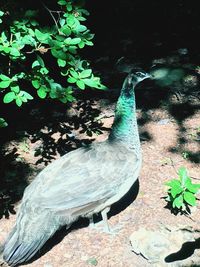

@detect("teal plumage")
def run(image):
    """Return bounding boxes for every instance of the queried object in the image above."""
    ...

[2,69,150,267]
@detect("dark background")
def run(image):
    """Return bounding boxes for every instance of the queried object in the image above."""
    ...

[85,0,200,63]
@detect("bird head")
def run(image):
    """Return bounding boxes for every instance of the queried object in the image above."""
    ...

[122,69,151,96]
[130,69,151,83]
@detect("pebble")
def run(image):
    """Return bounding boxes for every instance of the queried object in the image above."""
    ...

[157,119,170,125]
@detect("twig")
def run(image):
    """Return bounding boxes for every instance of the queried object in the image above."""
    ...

[190,176,200,180]
[169,157,178,175]
[42,3,60,32]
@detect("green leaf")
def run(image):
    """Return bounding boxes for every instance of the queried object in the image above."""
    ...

[66,94,75,102]
[170,183,183,198]
[85,40,93,46]
[35,29,50,43]
[78,41,85,49]
[30,20,38,26]
[3,92,16,103]
[1,32,7,42]
[179,167,188,185]
[183,191,196,206]
[67,15,77,27]
[0,74,10,81]
[10,47,21,57]
[0,80,11,88]
[32,60,40,68]
[21,96,27,102]
[67,77,77,83]
[59,97,68,103]
[37,55,45,67]
[82,78,96,87]
[37,87,47,99]
[70,38,81,45]
[32,80,40,89]
[3,46,10,53]
[70,70,79,79]
[64,37,81,46]
[165,179,181,188]
[0,117,8,128]
[68,45,77,54]
[51,49,67,60]
[185,179,200,193]
[23,35,36,46]
[59,18,65,27]
[0,11,4,17]
[21,91,33,100]
[40,67,49,75]
[57,58,66,67]
[79,69,92,78]
[2,46,10,54]
[66,3,72,11]
[11,85,20,93]
[61,25,71,36]
[172,195,183,209]
[15,97,23,107]
[58,0,67,5]
[16,72,25,79]
[76,25,87,33]
[76,80,85,90]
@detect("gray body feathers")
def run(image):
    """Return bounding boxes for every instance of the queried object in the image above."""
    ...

[3,141,141,266]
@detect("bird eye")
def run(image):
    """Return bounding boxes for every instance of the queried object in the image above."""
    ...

[136,72,144,77]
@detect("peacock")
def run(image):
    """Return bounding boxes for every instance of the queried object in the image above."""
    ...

[2,69,151,266]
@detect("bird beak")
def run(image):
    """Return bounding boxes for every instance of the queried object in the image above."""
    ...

[146,73,152,79]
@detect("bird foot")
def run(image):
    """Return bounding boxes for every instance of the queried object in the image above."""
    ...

[89,220,121,235]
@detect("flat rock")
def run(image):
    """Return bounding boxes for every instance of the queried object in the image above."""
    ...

[130,226,200,266]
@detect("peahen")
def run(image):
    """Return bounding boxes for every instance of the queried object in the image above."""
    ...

[2,69,150,266]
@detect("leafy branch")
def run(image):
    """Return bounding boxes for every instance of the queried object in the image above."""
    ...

[0,0,106,127]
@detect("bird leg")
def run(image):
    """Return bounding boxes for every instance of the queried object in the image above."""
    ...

[100,207,123,234]
[101,207,111,233]
[89,207,112,233]
[89,216,95,228]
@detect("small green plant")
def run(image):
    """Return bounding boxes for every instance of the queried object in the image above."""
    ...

[165,167,200,213]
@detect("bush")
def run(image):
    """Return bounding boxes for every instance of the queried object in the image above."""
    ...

[165,167,200,214]
[0,0,105,126]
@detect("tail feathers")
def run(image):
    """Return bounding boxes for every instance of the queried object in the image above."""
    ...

[3,231,53,267]
[3,224,57,267]
[3,236,49,267]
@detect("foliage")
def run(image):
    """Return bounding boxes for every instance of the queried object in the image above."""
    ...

[165,167,200,214]
[0,117,8,127]
[0,0,106,126]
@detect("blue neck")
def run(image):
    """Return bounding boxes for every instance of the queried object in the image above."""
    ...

[109,81,140,152]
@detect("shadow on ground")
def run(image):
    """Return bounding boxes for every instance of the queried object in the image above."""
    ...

[0,148,30,219]
[165,238,200,264]
[168,102,200,164]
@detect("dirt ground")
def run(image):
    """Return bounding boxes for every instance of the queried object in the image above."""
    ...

[0,68,200,267]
